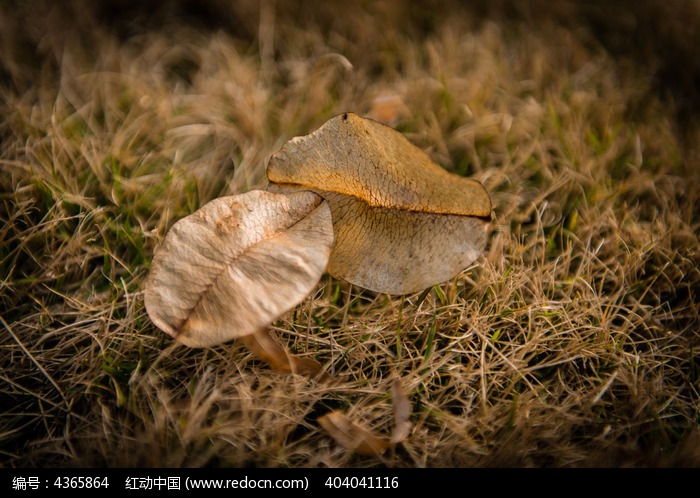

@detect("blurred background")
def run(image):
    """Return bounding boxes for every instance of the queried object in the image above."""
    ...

[2,0,699,133]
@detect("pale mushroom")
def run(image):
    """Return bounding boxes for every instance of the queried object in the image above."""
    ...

[144,190,333,366]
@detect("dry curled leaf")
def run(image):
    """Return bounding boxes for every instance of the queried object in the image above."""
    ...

[267,112,492,294]
[318,410,391,456]
[320,380,411,455]
[144,190,333,347]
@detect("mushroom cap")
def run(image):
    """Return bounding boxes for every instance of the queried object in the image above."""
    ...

[267,113,492,294]
[144,190,333,347]
[322,192,488,294]
[267,112,492,217]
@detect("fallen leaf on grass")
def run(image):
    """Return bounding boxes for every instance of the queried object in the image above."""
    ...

[267,112,492,294]
[144,190,333,347]
[318,410,391,456]
[320,379,412,454]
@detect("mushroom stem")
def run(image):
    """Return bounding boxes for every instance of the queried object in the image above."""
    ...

[240,329,328,380]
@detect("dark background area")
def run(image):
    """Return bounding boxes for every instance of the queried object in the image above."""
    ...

[1,0,699,138]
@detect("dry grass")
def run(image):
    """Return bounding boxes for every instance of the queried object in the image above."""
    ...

[1,0,699,467]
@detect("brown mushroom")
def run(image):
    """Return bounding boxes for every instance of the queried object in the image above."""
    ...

[267,112,492,294]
